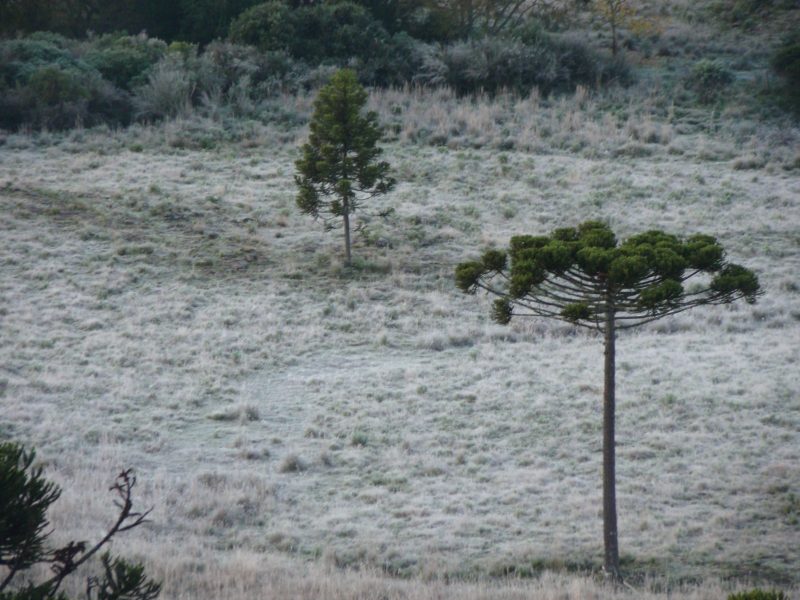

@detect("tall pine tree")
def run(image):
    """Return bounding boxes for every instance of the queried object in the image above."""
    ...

[295,69,395,265]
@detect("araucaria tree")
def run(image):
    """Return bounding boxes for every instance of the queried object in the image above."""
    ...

[295,69,395,265]
[455,221,761,581]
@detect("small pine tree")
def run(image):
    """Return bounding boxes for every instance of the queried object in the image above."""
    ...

[295,69,395,265]
[0,441,160,600]
[456,221,761,581]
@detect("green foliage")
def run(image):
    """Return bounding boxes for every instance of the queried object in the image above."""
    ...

[0,36,133,130]
[228,1,296,54]
[481,249,507,272]
[771,38,800,87]
[0,38,91,86]
[455,261,485,293]
[229,1,389,65]
[425,34,612,95]
[457,221,761,327]
[27,66,89,104]
[84,34,167,90]
[295,69,395,263]
[0,442,160,600]
[491,298,513,324]
[711,264,761,301]
[89,554,161,600]
[0,443,61,573]
[727,590,788,600]
[178,0,263,43]
[685,59,734,104]
[771,35,800,110]
[347,0,455,42]
[708,0,794,27]
[561,302,591,323]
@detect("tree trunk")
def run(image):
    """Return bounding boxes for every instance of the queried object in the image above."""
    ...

[603,303,621,581]
[343,203,352,266]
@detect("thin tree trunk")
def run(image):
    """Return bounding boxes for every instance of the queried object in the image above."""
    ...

[343,202,352,266]
[603,303,621,581]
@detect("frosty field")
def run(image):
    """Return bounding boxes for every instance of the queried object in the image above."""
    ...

[1,95,799,598]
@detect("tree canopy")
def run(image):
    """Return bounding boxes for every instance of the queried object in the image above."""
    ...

[457,220,760,330]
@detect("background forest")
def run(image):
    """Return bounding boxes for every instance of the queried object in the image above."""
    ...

[0,0,798,132]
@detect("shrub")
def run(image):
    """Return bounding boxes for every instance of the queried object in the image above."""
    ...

[771,37,800,90]
[709,0,795,27]
[178,0,263,43]
[727,590,788,600]
[356,32,434,87]
[133,55,195,120]
[685,59,734,103]
[84,33,167,90]
[0,37,92,87]
[0,35,133,129]
[197,41,303,99]
[228,1,296,53]
[422,34,605,96]
[229,1,389,65]
[27,64,88,105]
[4,66,129,130]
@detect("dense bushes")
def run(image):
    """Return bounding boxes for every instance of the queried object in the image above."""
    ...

[771,36,800,94]
[0,21,629,131]
[229,6,622,95]
[685,59,734,104]
[229,1,390,65]
[84,33,167,90]
[709,0,797,28]
[410,33,628,95]
[0,36,132,129]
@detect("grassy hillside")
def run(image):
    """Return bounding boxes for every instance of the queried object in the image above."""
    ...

[1,2,799,597]
[1,86,798,596]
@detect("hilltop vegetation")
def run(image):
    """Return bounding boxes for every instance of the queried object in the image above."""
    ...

[0,0,798,132]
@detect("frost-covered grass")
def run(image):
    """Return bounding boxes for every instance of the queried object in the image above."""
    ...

[0,91,798,598]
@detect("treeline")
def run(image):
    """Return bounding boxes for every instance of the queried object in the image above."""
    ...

[0,0,632,131]
[1,0,797,131]
[1,0,567,45]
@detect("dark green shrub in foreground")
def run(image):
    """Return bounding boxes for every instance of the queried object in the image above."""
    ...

[727,590,788,600]
[0,441,160,600]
